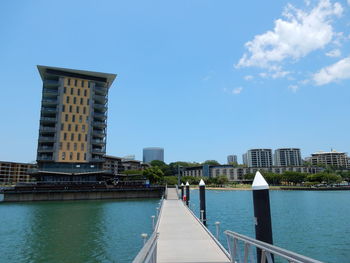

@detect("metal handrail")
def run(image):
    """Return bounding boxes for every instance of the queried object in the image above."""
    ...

[132,231,158,263]
[224,230,324,263]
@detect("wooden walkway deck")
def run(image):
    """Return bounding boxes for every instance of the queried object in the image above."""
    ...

[156,188,230,263]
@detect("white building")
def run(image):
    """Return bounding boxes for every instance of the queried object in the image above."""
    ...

[244,149,273,168]
[274,148,302,166]
[227,155,237,164]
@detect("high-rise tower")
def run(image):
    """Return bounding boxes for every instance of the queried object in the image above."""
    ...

[36,65,116,182]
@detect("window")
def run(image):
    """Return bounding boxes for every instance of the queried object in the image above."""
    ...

[69,105,72,113]
[77,153,80,160]
[67,142,70,150]
[65,114,68,121]
[67,79,71,85]
[82,81,84,88]
[76,106,79,113]
[82,125,85,132]
[84,153,87,160]
[69,152,73,160]
[87,99,90,105]
[64,87,67,93]
[77,89,80,96]
[74,80,78,86]
[73,97,76,104]
[71,133,74,140]
[62,152,66,160]
[62,105,65,112]
[75,125,78,132]
[66,96,70,103]
[81,143,84,151]
[80,98,83,104]
[59,142,62,150]
[83,107,86,114]
[86,116,89,122]
[64,133,67,140]
[61,123,64,131]
[72,115,75,122]
[78,134,81,141]
[79,115,82,123]
[84,90,87,96]
[70,88,74,95]
[85,134,87,141]
[68,124,71,131]
[74,143,77,151]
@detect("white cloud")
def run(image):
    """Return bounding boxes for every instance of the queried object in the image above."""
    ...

[326,48,341,57]
[232,87,243,94]
[288,85,299,92]
[313,56,350,85]
[244,75,254,81]
[237,0,343,71]
[271,70,290,79]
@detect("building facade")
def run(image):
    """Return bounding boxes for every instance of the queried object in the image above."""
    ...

[0,161,36,184]
[182,164,323,182]
[227,155,238,164]
[274,148,302,166]
[35,65,116,182]
[310,150,349,168]
[143,147,164,163]
[243,149,273,168]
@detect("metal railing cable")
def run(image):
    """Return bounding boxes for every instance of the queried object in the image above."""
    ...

[132,191,165,263]
[224,230,324,263]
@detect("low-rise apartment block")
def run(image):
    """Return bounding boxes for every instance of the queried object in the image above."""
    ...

[0,161,36,184]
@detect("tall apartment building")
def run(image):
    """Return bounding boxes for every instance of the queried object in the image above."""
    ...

[35,65,116,182]
[274,148,302,166]
[310,150,349,168]
[0,161,36,184]
[227,155,237,164]
[143,147,164,163]
[243,149,273,168]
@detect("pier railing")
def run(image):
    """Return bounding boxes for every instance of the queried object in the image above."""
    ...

[132,231,158,263]
[224,230,323,263]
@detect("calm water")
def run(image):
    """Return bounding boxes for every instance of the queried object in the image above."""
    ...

[0,191,349,263]
[190,189,350,263]
[0,199,158,263]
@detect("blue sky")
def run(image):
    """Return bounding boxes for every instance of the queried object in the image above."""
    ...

[0,0,350,164]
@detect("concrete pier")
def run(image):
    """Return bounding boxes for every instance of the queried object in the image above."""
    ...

[156,188,230,263]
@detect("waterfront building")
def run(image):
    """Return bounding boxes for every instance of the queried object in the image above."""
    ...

[143,147,164,163]
[310,150,349,168]
[244,149,273,168]
[274,148,302,166]
[103,155,148,175]
[182,164,323,182]
[227,155,237,164]
[35,65,116,182]
[0,161,36,184]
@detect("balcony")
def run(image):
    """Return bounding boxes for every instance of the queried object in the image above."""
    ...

[43,89,58,96]
[91,157,104,162]
[40,126,56,132]
[92,139,105,145]
[39,136,55,142]
[91,148,105,154]
[41,107,57,113]
[40,117,56,123]
[38,146,54,152]
[94,86,107,95]
[92,121,106,128]
[94,103,107,112]
[94,94,107,104]
[93,130,106,138]
[44,79,59,87]
[93,112,106,120]
[37,155,53,161]
[42,98,58,105]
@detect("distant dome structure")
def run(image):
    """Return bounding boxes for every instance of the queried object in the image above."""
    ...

[143,147,164,163]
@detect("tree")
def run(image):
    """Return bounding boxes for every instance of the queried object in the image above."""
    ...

[262,172,282,185]
[216,176,229,186]
[163,176,178,185]
[149,160,172,176]
[202,160,220,166]
[282,171,306,185]
[143,167,164,184]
